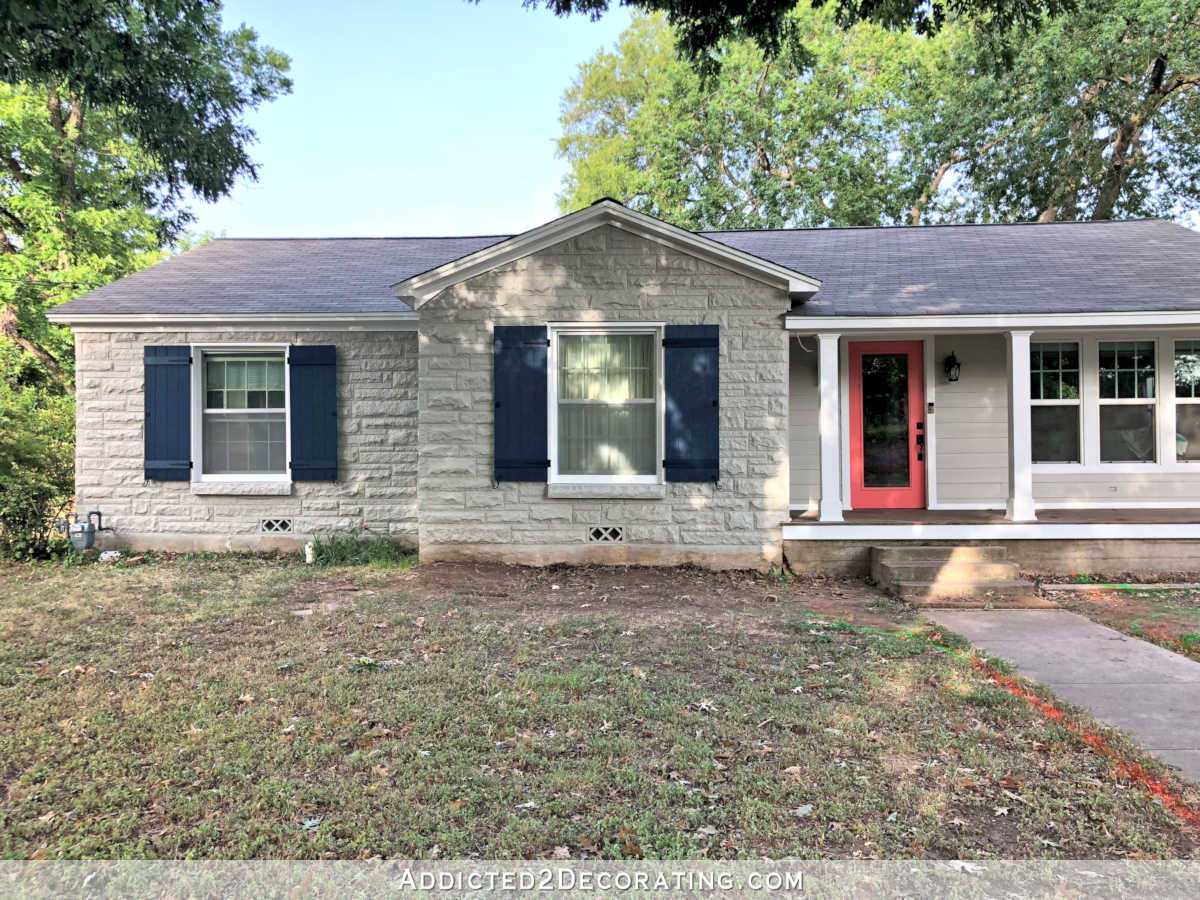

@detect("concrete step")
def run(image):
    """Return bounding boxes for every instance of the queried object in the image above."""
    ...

[871,544,1009,563]
[892,579,1050,608]
[876,560,1021,584]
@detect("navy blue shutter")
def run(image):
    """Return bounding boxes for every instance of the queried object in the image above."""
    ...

[664,325,720,482]
[289,345,338,481]
[143,346,192,481]
[493,325,549,481]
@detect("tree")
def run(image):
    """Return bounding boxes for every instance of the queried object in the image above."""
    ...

[558,2,1200,227]
[1,84,177,393]
[0,3,289,395]
[557,8,955,228]
[943,0,1200,222]
[507,0,1067,71]
[0,2,292,205]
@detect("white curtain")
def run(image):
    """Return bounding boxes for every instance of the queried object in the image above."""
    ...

[558,334,655,475]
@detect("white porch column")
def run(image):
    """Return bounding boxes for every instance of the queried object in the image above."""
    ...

[1006,330,1037,522]
[817,333,844,522]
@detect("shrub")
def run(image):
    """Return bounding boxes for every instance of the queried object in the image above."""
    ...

[308,534,414,567]
[0,384,74,560]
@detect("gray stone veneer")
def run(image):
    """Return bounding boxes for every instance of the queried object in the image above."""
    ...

[416,225,790,570]
[74,329,417,551]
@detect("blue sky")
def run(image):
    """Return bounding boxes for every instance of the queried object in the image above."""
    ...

[189,1,633,238]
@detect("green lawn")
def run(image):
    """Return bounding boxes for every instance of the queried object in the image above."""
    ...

[1,555,1197,859]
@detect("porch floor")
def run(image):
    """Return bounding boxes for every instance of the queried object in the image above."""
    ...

[789,508,1200,525]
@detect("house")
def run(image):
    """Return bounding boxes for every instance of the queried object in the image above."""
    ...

[47,200,1200,576]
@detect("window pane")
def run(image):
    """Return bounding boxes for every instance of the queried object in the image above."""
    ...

[1177,405,1200,461]
[1099,340,1155,399]
[246,360,267,389]
[1175,341,1200,399]
[861,353,909,487]
[1031,406,1080,463]
[204,353,284,410]
[1100,404,1156,462]
[206,360,225,390]
[226,360,246,389]
[1031,342,1079,400]
[558,403,655,476]
[559,333,654,401]
[203,412,286,475]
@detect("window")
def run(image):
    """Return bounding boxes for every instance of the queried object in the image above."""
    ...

[201,353,287,476]
[1030,342,1080,463]
[1098,340,1156,462]
[1176,340,1200,462]
[553,330,659,481]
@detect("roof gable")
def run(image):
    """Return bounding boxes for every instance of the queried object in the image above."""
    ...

[391,199,821,307]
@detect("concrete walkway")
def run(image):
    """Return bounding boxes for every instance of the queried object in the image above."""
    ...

[930,610,1200,783]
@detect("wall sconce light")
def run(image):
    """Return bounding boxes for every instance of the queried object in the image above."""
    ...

[943,352,961,382]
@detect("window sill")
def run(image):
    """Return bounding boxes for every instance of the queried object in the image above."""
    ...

[191,481,293,496]
[546,483,666,500]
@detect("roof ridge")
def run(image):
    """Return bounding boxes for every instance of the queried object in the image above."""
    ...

[702,218,1168,235]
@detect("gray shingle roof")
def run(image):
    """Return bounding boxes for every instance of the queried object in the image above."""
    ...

[705,218,1200,316]
[50,218,1200,319]
[51,235,507,316]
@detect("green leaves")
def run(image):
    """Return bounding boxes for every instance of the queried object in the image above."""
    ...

[557,7,945,229]
[557,1,1200,228]
[0,1,292,204]
[0,378,73,558]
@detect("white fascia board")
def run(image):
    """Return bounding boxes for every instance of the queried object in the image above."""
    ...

[787,310,1200,332]
[392,199,821,306]
[782,522,1200,541]
[45,312,420,332]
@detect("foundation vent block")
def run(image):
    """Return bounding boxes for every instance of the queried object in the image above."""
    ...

[587,525,625,543]
[260,518,293,534]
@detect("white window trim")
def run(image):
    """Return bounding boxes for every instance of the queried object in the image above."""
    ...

[547,323,665,486]
[1031,333,1200,474]
[190,343,292,483]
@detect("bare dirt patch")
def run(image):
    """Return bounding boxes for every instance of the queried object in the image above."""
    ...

[377,562,912,636]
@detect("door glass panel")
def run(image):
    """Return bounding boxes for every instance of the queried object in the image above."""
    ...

[861,353,909,487]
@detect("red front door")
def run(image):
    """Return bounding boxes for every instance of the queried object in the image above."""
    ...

[848,341,926,509]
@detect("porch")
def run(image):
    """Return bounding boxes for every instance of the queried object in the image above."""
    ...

[781,506,1200,580]
[783,507,1200,540]
[786,316,1200,542]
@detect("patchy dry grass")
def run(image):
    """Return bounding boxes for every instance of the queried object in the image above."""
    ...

[1051,586,1200,663]
[1,557,1197,860]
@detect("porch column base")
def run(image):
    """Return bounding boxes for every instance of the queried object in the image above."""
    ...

[1005,497,1037,522]
[817,333,844,523]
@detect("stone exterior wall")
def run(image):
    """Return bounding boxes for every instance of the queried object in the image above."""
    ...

[416,224,791,570]
[74,329,418,551]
